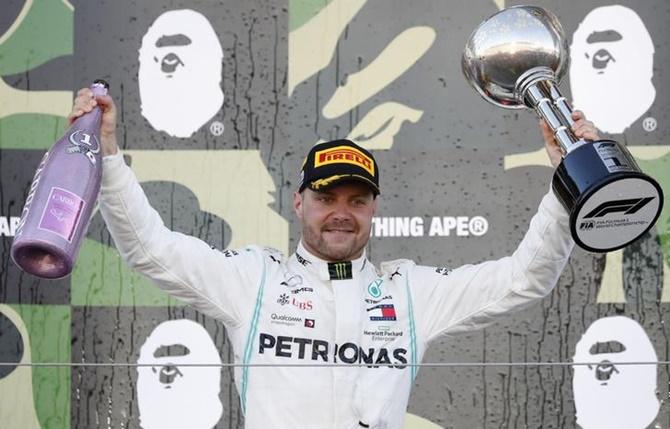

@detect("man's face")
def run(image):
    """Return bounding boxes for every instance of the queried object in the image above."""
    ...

[294,182,377,262]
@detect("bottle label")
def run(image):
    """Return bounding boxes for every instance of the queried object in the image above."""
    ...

[38,187,85,242]
[67,129,100,165]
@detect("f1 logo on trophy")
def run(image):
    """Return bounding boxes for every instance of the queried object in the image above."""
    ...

[462,5,664,252]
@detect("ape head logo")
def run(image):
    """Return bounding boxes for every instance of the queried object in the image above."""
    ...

[137,319,222,429]
[569,5,655,134]
[138,9,224,138]
[572,316,659,429]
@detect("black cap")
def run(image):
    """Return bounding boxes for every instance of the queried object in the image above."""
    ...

[299,139,379,195]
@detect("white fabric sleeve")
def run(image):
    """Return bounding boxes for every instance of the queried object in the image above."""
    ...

[98,152,261,328]
[411,191,574,343]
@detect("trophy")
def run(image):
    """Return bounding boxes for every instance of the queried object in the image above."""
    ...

[462,5,663,252]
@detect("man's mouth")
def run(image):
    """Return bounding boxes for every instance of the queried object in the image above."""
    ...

[323,225,356,235]
[324,228,354,233]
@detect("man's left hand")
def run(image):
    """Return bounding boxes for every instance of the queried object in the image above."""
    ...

[539,110,600,168]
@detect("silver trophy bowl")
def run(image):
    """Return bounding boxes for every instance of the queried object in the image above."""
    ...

[462,5,569,109]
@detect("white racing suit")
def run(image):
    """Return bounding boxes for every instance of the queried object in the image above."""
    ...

[99,152,574,429]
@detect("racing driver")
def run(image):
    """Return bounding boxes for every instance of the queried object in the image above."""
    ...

[69,88,599,428]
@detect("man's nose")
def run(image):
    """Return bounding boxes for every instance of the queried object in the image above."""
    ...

[330,200,353,221]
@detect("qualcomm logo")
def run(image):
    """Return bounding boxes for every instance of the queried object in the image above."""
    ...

[138,9,224,138]
[570,5,655,134]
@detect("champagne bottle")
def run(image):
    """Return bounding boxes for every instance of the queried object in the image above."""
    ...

[11,80,109,279]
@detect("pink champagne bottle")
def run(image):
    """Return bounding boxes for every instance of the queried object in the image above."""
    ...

[11,80,109,279]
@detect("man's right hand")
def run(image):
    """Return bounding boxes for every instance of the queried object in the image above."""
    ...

[68,87,119,156]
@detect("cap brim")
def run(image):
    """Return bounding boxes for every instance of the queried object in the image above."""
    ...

[306,174,380,195]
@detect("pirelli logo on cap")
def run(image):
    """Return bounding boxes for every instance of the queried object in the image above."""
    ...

[314,146,375,175]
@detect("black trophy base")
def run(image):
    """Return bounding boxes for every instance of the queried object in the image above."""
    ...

[552,140,663,253]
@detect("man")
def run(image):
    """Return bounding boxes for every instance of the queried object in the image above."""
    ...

[70,89,598,428]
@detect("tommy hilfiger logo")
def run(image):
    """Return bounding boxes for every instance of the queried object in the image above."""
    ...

[367,304,397,321]
[328,261,353,280]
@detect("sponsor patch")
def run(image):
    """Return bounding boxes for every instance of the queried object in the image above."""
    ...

[291,298,313,311]
[270,313,303,326]
[328,261,353,280]
[296,252,311,266]
[367,279,383,298]
[365,295,393,305]
[291,287,314,295]
[278,294,313,311]
[367,304,397,321]
[280,273,303,288]
[363,328,404,342]
[314,145,375,175]
[258,333,407,368]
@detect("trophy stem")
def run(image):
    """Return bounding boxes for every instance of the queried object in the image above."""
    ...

[516,67,586,155]
[546,84,574,127]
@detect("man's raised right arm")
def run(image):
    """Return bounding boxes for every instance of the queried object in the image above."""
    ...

[69,88,259,328]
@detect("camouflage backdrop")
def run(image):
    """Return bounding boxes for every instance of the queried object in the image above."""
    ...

[0,0,668,428]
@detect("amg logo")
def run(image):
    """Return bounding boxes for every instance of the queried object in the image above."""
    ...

[579,221,594,231]
[583,197,654,219]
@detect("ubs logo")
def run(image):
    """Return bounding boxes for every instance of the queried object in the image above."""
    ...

[277,293,313,311]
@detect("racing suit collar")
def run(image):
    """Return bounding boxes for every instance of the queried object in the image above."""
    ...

[294,241,369,281]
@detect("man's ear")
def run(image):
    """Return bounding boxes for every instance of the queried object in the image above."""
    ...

[293,191,304,221]
[371,195,379,216]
